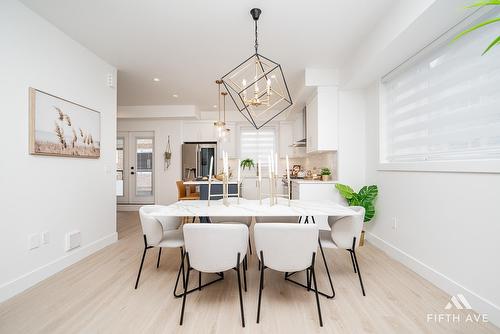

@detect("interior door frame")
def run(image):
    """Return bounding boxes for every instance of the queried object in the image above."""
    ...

[117,132,129,204]
[117,131,155,205]
[129,131,155,204]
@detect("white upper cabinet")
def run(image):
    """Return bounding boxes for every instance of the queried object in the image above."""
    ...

[182,121,218,142]
[306,87,338,153]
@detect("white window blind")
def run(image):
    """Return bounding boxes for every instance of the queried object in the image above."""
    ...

[239,126,276,166]
[382,12,500,163]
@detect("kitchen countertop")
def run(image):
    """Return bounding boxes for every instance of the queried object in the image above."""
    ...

[290,179,338,184]
[184,180,239,185]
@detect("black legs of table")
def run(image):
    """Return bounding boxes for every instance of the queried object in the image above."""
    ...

[134,235,153,289]
[348,237,366,296]
[180,252,246,327]
[257,251,323,327]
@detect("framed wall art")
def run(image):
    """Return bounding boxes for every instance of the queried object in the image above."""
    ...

[29,87,101,158]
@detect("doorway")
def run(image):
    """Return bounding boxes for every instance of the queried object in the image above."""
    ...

[117,131,155,204]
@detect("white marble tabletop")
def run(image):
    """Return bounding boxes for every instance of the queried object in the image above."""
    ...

[149,197,356,217]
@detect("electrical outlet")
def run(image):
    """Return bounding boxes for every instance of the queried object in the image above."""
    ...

[28,234,40,250]
[392,217,398,231]
[41,231,49,245]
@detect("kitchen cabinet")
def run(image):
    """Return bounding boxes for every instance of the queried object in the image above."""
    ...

[279,118,306,158]
[241,177,270,200]
[182,121,217,142]
[306,87,338,153]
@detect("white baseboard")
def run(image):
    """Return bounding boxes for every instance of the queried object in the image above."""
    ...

[0,232,118,303]
[117,204,141,211]
[366,232,500,327]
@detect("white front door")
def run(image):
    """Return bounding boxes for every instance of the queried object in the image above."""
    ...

[116,131,155,204]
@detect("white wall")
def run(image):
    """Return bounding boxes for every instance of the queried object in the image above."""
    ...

[117,119,183,205]
[364,83,500,325]
[0,0,117,302]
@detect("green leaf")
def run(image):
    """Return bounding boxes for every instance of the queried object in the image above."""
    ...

[362,201,375,222]
[335,183,354,200]
[466,0,500,8]
[482,35,500,54]
[453,18,500,42]
[358,185,378,202]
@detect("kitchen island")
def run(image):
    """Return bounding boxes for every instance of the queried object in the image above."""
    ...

[183,180,239,200]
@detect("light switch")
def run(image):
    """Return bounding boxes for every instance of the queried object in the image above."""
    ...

[41,231,49,244]
[28,234,40,250]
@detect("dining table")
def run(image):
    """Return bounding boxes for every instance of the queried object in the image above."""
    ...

[149,197,357,227]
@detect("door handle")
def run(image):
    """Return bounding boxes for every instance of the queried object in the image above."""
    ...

[131,171,135,175]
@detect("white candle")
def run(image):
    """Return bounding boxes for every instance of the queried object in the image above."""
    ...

[268,155,272,179]
[209,156,213,181]
[275,152,278,175]
[237,159,241,182]
[286,154,290,180]
[258,159,262,182]
[269,151,274,176]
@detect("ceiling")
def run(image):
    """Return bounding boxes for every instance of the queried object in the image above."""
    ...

[21,0,397,110]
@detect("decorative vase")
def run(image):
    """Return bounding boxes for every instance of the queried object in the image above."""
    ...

[322,175,329,181]
[359,230,365,247]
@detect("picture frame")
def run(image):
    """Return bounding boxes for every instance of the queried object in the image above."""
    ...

[29,87,101,158]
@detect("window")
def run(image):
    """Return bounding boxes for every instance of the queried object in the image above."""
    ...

[239,126,276,167]
[381,10,500,170]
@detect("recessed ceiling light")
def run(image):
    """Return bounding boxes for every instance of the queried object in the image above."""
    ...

[213,105,217,108]
[172,94,179,98]
[152,78,160,82]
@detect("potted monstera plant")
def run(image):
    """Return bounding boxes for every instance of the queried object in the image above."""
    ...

[335,183,378,246]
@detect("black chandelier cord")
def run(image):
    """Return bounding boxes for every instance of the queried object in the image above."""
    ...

[254,19,258,54]
[218,81,221,120]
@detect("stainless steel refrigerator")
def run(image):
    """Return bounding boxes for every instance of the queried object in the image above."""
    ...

[182,143,217,180]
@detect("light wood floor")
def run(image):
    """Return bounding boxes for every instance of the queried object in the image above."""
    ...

[0,212,498,334]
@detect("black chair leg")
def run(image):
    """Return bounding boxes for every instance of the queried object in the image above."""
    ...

[256,251,265,323]
[180,254,191,325]
[198,271,202,291]
[134,235,150,289]
[156,248,162,268]
[236,253,245,327]
[352,250,366,296]
[311,253,323,327]
[350,251,357,273]
[318,239,336,298]
[191,216,196,224]
[173,248,186,297]
[243,256,247,292]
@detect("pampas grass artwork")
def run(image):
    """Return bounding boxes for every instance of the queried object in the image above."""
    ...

[29,88,101,158]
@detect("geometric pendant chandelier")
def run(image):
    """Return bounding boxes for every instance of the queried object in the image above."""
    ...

[221,8,293,129]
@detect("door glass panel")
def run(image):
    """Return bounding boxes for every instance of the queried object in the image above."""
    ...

[199,147,215,177]
[136,138,153,196]
[116,137,124,196]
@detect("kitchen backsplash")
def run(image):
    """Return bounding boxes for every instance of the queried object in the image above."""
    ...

[220,151,337,179]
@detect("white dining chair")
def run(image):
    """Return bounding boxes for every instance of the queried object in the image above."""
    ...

[209,216,253,255]
[318,206,366,296]
[180,224,249,327]
[135,207,185,298]
[254,223,323,327]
